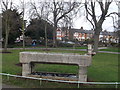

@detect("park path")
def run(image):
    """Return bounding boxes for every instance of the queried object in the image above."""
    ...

[80,49,120,54]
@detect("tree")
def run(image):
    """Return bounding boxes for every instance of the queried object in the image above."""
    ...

[19,0,26,50]
[25,18,54,40]
[84,0,118,52]
[51,1,80,47]
[2,9,22,44]
[29,1,51,48]
[29,1,81,47]
[1,0,22,51]
[1,0,13,51]
[115,1,120,42]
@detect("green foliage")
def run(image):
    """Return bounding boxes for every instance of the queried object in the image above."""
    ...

[2,9,22,45]
[25,18,54,40]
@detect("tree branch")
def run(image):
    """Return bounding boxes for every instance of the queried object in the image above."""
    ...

[2,0,8,10]
[57,2,77,22]
[98,1,104,13]
[106,12,119,17]
[86,11,95,29]
[30,2,41,19]
[91,1,97,27]
[84,2,92,17]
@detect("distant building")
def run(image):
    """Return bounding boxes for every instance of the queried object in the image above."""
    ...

[56,27,119,43]
[56,28,62,40]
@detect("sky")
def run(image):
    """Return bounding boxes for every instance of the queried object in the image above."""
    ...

[0,0,119,32]
[73,1,118,31]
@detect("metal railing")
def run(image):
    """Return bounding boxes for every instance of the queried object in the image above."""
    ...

[1,73,120,88]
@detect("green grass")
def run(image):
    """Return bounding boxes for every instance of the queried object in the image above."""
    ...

[58,46,87,49]
[88,53,118,82]
[13,45,87,49]
[2,49,119,88]
[100,47,120,52]
[2,49,85,74]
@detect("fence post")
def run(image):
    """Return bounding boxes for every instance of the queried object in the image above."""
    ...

[115,82,118,89]
[77,81,79,88]
[39,79,42,86]
[7,74,9,81]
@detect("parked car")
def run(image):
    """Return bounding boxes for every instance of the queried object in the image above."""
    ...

[66,41,75,45]
[58,41,75,47]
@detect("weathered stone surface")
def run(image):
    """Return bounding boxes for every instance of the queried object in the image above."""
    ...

[20,52,91,66]
[22,63,31,76]
[20,52,92,82]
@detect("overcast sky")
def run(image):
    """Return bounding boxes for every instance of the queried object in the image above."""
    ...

[1,0,119,32]
[73,1,118,32]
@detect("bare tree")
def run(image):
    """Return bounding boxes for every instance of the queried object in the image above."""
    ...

[51,1,80,47]
[29,1,50,49]
[84,0,118,52]
[29,1,81,47]
[115,1,120,42]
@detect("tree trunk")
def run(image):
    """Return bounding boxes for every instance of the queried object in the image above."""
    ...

[53,28,57,47]
[22,20,25,50]
[93,34,99,53]
[22,31,25,50]
[93,28,102,53]
[4,32,9,51]
[4,21,10,52]
[53,23,57,48]
[45,22,48,49]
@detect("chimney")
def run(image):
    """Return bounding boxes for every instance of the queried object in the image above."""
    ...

[80,27,83,30]
[69,26,71,30]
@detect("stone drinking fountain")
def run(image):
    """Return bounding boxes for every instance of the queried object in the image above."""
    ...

[20,44,93,82]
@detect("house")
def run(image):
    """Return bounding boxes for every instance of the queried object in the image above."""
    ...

[100,30,119,43]
[56,27,119,43]
[56,27,94,41]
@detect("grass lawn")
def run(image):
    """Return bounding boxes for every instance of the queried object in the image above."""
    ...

[2,49,119,88]
[13,45,87,50]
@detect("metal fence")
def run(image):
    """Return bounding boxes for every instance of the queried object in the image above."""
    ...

[0,73,120,88]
